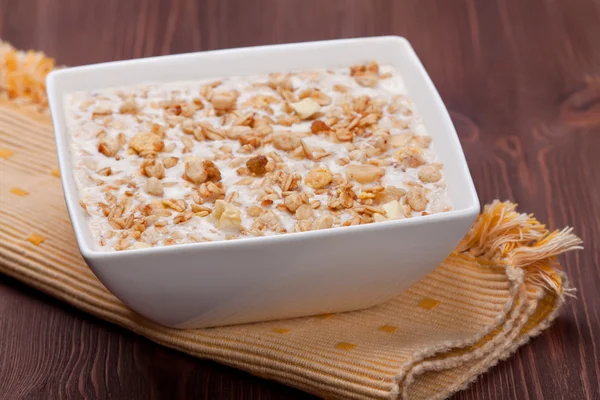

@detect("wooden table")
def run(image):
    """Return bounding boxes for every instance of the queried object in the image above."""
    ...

[1,0,599,398]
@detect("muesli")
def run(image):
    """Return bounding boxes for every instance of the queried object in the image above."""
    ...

[66,61,452,251]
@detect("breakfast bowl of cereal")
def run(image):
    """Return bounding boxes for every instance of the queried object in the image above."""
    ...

[47,36,479,328]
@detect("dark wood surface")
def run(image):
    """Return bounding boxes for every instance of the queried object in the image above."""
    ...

[1,0,599,399]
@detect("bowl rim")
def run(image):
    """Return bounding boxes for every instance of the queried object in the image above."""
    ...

[46,35,480,260]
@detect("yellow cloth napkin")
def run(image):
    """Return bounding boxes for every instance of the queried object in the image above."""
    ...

[0,42,583,400]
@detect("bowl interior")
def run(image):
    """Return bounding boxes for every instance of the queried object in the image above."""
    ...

[47,36,479,255]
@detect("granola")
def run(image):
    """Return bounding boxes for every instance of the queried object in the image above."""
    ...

[66,62,452,251]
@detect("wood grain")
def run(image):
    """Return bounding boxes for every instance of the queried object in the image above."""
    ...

[1,0,599,398]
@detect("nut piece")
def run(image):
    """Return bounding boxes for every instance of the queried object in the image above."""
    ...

[310,90,332,106]
[390,133,414,148]
[373,213,387,222]
[374,186,406,204]
[305,166,333,189]
[198,121,225,140]
[197,181,226,201]
[131,241,150,249]
[345,164,385,184]
[418,165,442,183]
[284,193,304,212]
[355,74,378,88]
[394,147,425,168]
[334,128,353,142]
[268,73,294,91]
[311,120,329,133]
[184,158,208,184]
[228,125,252,139]
[129,132,164,157]
[119,99,138,114]
[98,137,120,157]
[145,177,164,196]
[312,215,334,230]
[246,155,268,175]
[412,135,432,149]
[295,204,314,220]
[351,61,380,88]
[247,205,263,217]
[290,98,321,119]
[141,159,165,179]
[211,91,238,112]
[212,200,242,231]
[372,136,388,152]
[381,200,403,220]
[203,160,222,182]
[407,186,428,212]
[272,131,301,151]
[252,211,285,232]
[239,134,263,149]
[163,157,179,169]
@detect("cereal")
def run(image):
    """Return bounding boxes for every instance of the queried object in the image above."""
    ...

[355,74,378,88]
[407,186,428,212]
[129,132,164,158]
[163,157,179,169]
[412,135,432,149]
[252,211,285,232]
[119,99,138,114]
[210,91,238,112]
[67,62,451,251]
[345,165,385,184]
[390,133,413,148]
[374,186,406,204]
[394,146,425,168]
[203,160,222,182]
[98,137,120,157]
[145,177,164,196]
[184,157,208,184]
[305,166,333,189]
[272,131,300,151]
[284,193,304,212]
[312,215,334,230]
[418,165,441,183]
[295,204,314,220]
[141,159,165,179]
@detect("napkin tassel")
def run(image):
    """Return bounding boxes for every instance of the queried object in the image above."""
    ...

[458,200,582,297]
[395,202,582,399]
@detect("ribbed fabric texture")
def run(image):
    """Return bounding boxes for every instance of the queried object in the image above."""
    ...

[0,42,583,399]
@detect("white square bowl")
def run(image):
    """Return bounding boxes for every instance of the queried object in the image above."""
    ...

[47,36,479,329]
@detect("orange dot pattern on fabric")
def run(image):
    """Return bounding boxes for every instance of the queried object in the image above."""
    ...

[10,187,29,196]
[378,325,398,333]
[51,168,61,178]
[272,328,291,334]
[26,233,46,245]
[419,298,441,310]
[0,148,14,159]
[335,342,356,351]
